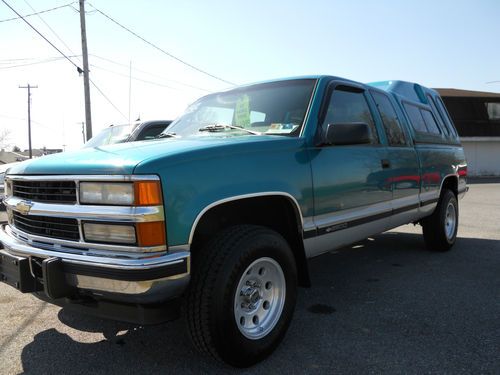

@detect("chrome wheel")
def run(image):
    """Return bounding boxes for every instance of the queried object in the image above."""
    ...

[234,257,286,340]
[445,202,457,240]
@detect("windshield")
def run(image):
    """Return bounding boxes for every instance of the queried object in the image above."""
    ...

[162,79,316,138]
[84,123,138,148]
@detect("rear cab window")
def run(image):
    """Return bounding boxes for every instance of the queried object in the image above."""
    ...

[370,90,407,146]
[403,102,447,141]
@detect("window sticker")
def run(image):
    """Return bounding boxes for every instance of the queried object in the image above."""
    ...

[234,95,251,127]
[265,123,299,134]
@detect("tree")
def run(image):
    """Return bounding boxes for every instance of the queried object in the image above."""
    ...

[12,145,21,152]
[0,129,11,149]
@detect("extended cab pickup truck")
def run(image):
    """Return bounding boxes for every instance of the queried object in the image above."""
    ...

[0,76,467,367]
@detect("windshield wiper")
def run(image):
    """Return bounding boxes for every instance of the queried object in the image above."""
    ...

[156,132,179,139]
[198,124,262,135]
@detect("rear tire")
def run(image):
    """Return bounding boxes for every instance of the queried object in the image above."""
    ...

[186,225,297,367]
[421,189,458,252]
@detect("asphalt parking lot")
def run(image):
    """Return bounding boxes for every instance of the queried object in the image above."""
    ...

[0,182,499,374]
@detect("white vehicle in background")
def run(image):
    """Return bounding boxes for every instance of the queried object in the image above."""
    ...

[84,120,172,148]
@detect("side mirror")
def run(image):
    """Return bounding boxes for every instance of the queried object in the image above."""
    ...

[324,122,372,145]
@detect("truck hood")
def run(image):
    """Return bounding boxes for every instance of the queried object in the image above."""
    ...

[6,136,297,176]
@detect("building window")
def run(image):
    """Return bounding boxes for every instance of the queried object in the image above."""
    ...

[486,102,500,120]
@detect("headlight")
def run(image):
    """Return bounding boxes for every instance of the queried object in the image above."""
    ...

[82,221,166,247]
[80,182,134,205]
[79,181,162,206]
[83,222,136,244]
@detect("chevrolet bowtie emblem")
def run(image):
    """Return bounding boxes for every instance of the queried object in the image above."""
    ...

[16,200,33,215]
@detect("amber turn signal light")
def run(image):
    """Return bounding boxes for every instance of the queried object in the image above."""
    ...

[134,181,162,206]
[136,221,166,247]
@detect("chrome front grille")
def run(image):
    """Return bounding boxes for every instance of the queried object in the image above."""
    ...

[13,212,80,241]
[4,174,165,254]
[12,180,77,204]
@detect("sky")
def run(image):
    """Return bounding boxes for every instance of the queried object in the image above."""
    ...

[0,0,499,151]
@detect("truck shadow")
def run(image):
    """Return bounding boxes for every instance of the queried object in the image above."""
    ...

[19,231,500,374]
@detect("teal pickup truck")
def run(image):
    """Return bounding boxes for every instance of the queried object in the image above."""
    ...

[0,76,467,367]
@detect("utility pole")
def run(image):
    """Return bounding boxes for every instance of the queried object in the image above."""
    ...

[128,60,132,125]
[79,122,86,143]
[79,0,92,140]
[18,84,38,159]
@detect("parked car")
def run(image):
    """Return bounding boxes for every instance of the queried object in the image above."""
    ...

[83,120,172,148]
[0,76,467,367]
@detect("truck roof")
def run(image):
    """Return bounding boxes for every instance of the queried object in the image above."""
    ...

[367,80,440,105]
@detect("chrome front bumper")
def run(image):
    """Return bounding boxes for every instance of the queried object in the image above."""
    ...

[0,224,190,303]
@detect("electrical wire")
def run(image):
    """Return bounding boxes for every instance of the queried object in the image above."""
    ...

[0,1,75,23]
[1,0,129,121]
[23,0,81,64]
[0,55,81,70]
[88,78,128,121]
[87,2,236,86]
[89,55,211,92]
[0,0,82,73]
[90,64,180,91]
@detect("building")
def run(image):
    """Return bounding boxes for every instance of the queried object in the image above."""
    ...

[0,148,62,165]
[436,88,500,177]
[0,149,27,164]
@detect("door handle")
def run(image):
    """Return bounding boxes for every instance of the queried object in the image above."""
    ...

[381,159,391,169]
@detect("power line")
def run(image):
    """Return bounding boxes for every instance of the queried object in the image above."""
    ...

[90,63,213,93]
[90,54,212,92]
[87,2,236,86]
[0,55,81,70]
[0,56,57,62]
[23,0,81,64]
[0,0,82,73]
[0,1,75,23]
[1,0,128,122]
[0,114,54,129]
[90,64,179,90]
[88,78,128,121]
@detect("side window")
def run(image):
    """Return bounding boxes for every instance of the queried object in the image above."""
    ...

[371,91,407,146]
[323,87,379,143]
[404,103,427,132]
[138,124,169,140]
[420,109,441,134]
[427,95,450,135]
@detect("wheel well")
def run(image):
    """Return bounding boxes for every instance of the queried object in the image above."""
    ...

[441,175,458,197]
[191,196,310,287]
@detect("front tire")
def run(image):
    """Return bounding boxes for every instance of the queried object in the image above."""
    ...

[186,225,297,367]
[421,189,458,251]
